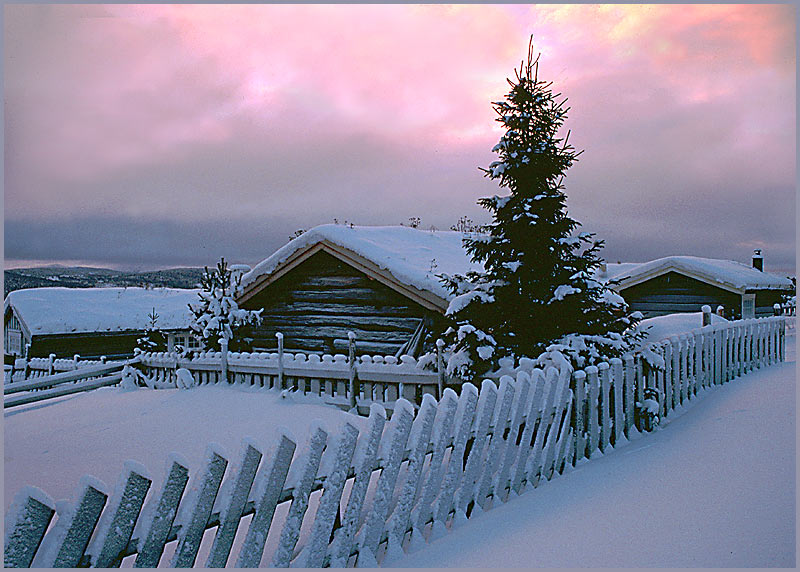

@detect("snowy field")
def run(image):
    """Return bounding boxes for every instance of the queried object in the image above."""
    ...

[3,385,368,513]
[394,333,797,568]
[4,326,794,567]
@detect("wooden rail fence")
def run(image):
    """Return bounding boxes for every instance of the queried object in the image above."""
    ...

[3,360,136,409]
[4,316,787,567]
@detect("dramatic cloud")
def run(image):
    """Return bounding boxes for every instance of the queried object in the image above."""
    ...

[4,4,795,274]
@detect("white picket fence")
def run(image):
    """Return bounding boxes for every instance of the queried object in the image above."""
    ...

[6,354,113,384]
[135,336,444,410]
[3,316,788,568]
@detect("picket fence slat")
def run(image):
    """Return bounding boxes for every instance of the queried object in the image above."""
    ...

[510,370,545,494]
[432,383,479,533]
[329,406,386,568]
[4,490,56,568]
[388,396,437,544]
[538,368,571,485]
[526,367,561,488]
[299,423,359,568]
[47,481,108,568]
[271,426,328,567]
[91,467,152,568]
[476,377,516,510]
[456,379,498,515]
[206,443,263,568]
[171,448,228,567]
[236,434,296,568]
[572,370,587,464]
[410,388,458,535]
[134,460,190,568]
[358,401,414,561]
[585,366,599,457]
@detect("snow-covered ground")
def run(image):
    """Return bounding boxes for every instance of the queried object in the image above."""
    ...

[3,385,368,513]
[395,333,796,568]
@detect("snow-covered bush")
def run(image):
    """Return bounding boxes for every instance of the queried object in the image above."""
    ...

[436,37,642,381]
[188,258,263,352]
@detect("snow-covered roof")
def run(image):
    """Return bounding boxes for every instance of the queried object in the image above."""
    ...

[609,256,793,293]
[239,224,483,308]
[4,287,199,336]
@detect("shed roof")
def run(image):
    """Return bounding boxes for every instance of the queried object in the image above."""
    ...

[238,224,484,310]
[4,287,199,337]
[607,256,793,294]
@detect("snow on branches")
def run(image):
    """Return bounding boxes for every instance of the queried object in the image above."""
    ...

[188,258,262,352]
[436,36,642,380]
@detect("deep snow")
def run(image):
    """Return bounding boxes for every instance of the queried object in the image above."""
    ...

[395,333,796,568]
[3,384,368,513]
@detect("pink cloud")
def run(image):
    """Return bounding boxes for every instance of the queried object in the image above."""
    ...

[4,4,794,227]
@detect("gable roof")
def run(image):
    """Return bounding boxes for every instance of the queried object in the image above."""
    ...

[4,287,199,337]
[608,256,793,294]
[237,224,483,311]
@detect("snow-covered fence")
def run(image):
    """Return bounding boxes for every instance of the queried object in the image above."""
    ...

[135,339,442,409]
[4,316,788,567]
[6,354,110,384]
[3,360,135,409]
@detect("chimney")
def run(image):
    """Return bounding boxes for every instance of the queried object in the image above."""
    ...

[752,249,763,272]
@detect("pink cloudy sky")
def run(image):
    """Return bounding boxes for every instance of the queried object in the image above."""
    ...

[4,4,796,275]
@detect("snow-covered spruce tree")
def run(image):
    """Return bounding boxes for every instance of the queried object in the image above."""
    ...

[135,307,168,354]
[440,39,641,381]
[188,258,262,352]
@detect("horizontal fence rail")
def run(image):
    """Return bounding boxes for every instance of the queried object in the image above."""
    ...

[3,360,136,409]
[4,316,788,568]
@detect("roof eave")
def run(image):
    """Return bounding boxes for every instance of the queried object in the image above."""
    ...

[236,239,449,313]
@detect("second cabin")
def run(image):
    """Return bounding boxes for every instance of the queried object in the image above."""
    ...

[236,224,482,358]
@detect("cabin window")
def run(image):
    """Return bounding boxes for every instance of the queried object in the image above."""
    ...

[741,293,755,319]
[172,332,201,351]
[4,313,23,355]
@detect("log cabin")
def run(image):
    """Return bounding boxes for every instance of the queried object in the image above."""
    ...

[235,224,482,357]
[3,287,199,359]
[601,251,793,320]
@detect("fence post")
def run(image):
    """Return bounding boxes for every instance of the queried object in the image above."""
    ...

[348,331,357,410]
[73,354,80,370]
[702,305,712,326]
[276,332,284,390]
[220,338,229,384]
[100,356,107,364]
[47,353,56,376]
[436,339,445,400]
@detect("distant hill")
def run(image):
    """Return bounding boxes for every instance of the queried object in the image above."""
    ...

[4,266,205,298]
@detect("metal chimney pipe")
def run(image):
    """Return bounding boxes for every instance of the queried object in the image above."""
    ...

[752,249,763,272]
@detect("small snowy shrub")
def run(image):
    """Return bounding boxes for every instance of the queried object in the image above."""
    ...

[188,257,262,352]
